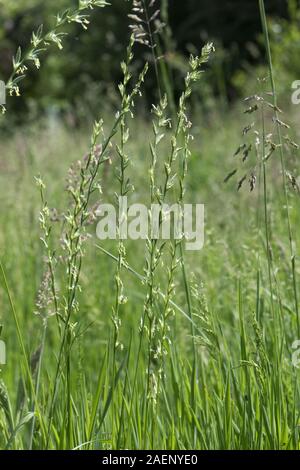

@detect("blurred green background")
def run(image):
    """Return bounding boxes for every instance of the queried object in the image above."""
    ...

[1,0,299,125]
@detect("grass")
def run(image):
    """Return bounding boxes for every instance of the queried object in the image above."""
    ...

[0,0,300,450]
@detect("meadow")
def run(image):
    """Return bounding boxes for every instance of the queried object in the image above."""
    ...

[0,0,300,450]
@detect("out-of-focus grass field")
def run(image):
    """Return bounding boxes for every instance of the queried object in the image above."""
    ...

[1,97,300,448]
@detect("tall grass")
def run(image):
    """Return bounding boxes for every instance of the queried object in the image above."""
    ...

[0,0,299,450]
